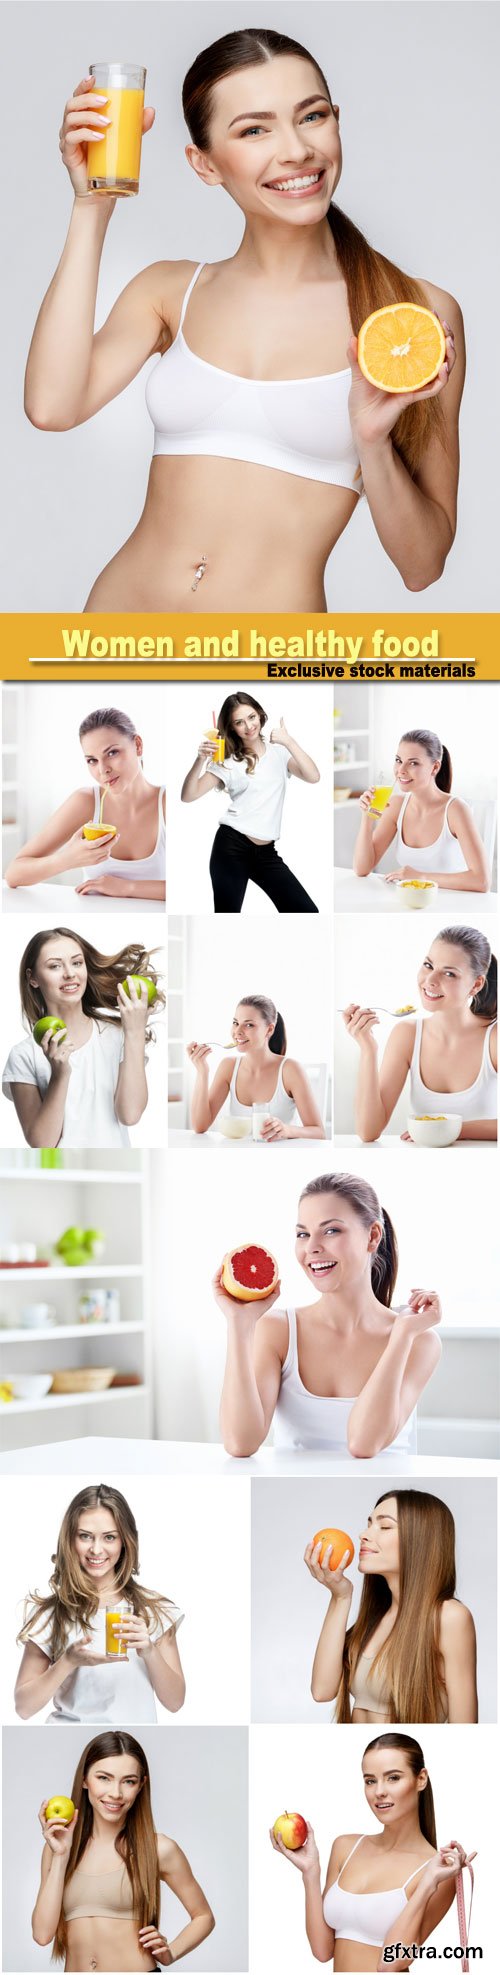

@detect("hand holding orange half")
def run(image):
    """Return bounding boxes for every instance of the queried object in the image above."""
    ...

[347,306,455,448]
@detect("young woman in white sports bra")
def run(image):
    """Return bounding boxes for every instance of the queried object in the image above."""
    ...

[305,1489,477,1724]
[25,29,462,610]
[354,729,490,893]
[5,706,166,903]
[32,1729,215,1970]
[215,1172,441,1459]
[2,927,163,1149]
[270,1731,475,1974]
[181,693,320,912]
[343,925,497,1143]
[187,992,325,1138]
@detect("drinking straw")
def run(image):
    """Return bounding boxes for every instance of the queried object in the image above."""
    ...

[212,710,217,729]
[99,787,107,827]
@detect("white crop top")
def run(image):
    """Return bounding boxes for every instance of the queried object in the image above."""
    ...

[396,794,468,873]
[145,262,361,489]
[82,785,165,881]
[213,744,291,841]
[410,1018,497,1121]
[323,1837,429,1945]
[228,1055,296,1122]
[272,1308,418,1454]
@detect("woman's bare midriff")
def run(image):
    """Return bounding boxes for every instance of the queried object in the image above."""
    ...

[334,1941,388,1971]
[84,456,358,609]
[65,1915,156,1971]
[351,1708,391,1725]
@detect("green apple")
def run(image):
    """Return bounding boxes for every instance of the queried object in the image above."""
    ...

[56,1227,85,1253]
[33,1017,67,1046]
[60,1249,89,1267]
[122,973,157,1005]
[81,1229,105,1252]
[45,1795,75,1824]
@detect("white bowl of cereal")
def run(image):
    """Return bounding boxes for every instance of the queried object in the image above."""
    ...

[407,1114,462,1147]
[396,879,438,909]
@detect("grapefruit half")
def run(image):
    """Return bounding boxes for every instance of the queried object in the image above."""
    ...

[222,1242,279,1302]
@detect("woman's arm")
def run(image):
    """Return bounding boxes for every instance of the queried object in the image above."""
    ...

[181,752,221,803]
[439,1601,478,1723]
[215,1274,284,1457]
[377,1846,472,1973]
[114,982,149,1126]
[386,799,491,893]
[32,1809,78,1945]
[112,1614,186,1713]
[10,1027,77,1148]
[271,1823,334,1963]
[352,791,400,877]
[16,1636,109,1719]
[347,1300,442,1458]
[342,1009,412,1141]
[3,792,114,888]
[270,718,320,784]
[261,1062,326,1140]
[76,875,166,899]
[139,1836,215,1965]
[187,1049,232,1133]
[305,1543,354,1704]
[348,289,464,590]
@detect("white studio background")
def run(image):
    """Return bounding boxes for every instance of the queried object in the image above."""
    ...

[0,916,167,1149]
[1,684,166,882]
[250,1724,494,1973]
[333,910,496,1137]
[152,1145,500,1444]
[166,684,332,914]
[2,0,498,610]
[0,1471,250,1727]
[250,1475,497,1724]
[181,913,333,1125]
[2,1724,248,1972]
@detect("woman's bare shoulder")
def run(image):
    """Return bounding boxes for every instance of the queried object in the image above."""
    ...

[438,1597,476,1644]
[419,278,464,337]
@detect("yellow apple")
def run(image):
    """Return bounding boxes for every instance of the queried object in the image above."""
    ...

[45,1795,75,1824]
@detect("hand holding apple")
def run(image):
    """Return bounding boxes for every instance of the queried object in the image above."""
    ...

[116,976,151,1034]
[39,1797,78,1856]
[270,1814,319,1877]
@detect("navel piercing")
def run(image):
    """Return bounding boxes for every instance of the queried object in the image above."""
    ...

[191,554,207,592]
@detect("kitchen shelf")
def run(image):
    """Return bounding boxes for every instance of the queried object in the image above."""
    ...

[0,1264,143,1282]
[3,1385,148,1417]
[335,758,370,771]
[2,1322,145,1343]
[0,1168,142,1184]
[333,727,370,738]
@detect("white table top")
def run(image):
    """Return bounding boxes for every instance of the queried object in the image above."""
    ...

[2,882,164,914]
[333,867,496,913]
[0,1436,497,1476]
[168,1129,325,1149]
[335,1133,491,1149]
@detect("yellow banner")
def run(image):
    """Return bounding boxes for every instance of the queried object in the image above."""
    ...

[0,613,499,680]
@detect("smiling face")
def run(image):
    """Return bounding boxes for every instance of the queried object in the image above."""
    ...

[394,740,439,792]
[28,937,87,1014]
[80,724,143,795]
[84,1754,143,1824]
[231,1002,273,1050]
[418,938,485,1013]
[73,1504,123,1586]
[362,1748,427,1826]
[187,54,341,226]
[295,1190,383,1293]
[359,1497,399,1577]
[229,702,264,749]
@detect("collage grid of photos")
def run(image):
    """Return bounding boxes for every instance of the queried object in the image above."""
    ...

[1,1,500,1972]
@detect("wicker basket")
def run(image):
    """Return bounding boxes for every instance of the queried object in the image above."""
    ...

[50,1367,116,1394]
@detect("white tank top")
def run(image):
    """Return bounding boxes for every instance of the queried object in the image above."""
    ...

[323,1836,429,1945]
[2,1021,129,1147]
[410,1018,497,1119]
[272,1308,418,1453]
[145,261,361,490]
[213,745,291,842]
[82,785,166,880]
[396,793,467,872]
[228,1055,296,1122]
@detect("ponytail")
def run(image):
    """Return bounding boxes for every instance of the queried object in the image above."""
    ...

[237,995,287,1055]
[438,926,497,1021]
[400,728,452,793]
[435,743,452,793]
[370,1206,398,1308]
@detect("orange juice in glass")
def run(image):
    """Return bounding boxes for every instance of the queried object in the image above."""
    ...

[105,1600,132,1657]
[371,785,393,815]
[204,728,226,764]
[87,64,146,196]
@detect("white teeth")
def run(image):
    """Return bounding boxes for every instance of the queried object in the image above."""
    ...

[269,171,321,191]
[310,1261,335,1273]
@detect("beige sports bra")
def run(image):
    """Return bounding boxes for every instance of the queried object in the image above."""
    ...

[350,1649,448,1722]
[63,1860,133,1921]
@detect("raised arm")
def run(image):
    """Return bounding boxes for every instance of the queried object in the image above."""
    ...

[10,1030,77,1149]
[139,1836,215,1966]
[352,789,400,877]
[270,1822,334,1963]
[377,1844,473,1973]
[32,1808,78,1946]
[304,1543,354,1704]
[215,1273,284,1457]
[181,746,222,803]
[187,1048,233,1132]
[347,1300,442,1459]
[348,286,464,591]
[342,1010,413,1141]
[4,791,116,888]
[270,718,320,783]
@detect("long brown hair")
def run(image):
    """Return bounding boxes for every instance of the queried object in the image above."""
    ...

[363,1732,437,1846]
[335,1490,455,1724]
[217,692,267,776]
[299,1173,398,1307]
[20,928,165,1044]
[18,1483,177,1659]
[182,27,445,476]
[52,1731,159,1962]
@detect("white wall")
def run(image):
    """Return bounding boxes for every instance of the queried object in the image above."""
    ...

[152,1147,499,1445]
[0,915,166,1148]
[182,914,332,1122]
[334,910,496,1136]
[2,686,166,874]
[166,685,333,914]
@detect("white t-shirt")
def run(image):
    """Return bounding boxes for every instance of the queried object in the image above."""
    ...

[213,743,291,841]
[2,1021,129,1148]
[28,1601,184,1724]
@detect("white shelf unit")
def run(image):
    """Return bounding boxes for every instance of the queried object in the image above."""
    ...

[2,685,25,870]
[0,1157,152,1451]
[168,915,186,1128]
[334,684,377,866]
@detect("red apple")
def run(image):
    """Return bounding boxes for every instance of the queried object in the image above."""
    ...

[273,1811,308,1850]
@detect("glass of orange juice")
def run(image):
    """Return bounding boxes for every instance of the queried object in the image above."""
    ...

[204,728,226,764]
[87,64,146,196]
[105,1600,132,1658]
[371,785,393,815]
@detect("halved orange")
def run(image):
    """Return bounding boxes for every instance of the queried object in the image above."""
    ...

[357,304,446,394]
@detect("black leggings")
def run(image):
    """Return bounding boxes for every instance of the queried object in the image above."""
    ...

[209,824,318,913]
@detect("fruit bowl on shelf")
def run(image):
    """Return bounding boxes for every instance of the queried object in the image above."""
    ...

[50,1367,116,1394]
[333,787,352,804]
